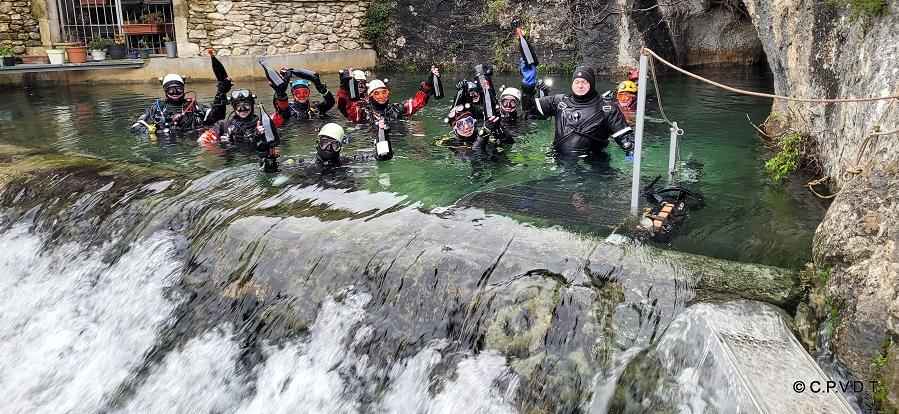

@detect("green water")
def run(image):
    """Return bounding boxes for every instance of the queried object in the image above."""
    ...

[0,66,827,267]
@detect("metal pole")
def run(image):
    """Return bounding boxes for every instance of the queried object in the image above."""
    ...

[630,52,649,215]
[668,121,679,178]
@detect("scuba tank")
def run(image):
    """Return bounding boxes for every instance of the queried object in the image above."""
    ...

[431,64,443,99]
[637,175,705,243]
[516,27,539,66]
[259,59,286,90]
[474,64,498,119]
[208,49,228,81]
[374,122,394,161]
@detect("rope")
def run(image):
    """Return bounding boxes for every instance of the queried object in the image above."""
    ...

[842,95,897,181]
[639,47,898,194]
[648,56,677,128]
[641,48,899,103]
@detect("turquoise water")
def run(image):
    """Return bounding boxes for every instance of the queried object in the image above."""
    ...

[0,66,827,267]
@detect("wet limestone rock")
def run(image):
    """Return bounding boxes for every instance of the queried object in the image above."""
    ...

[743,0,899,403]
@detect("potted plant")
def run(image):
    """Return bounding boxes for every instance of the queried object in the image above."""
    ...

[88,37,112,61]
[46,45,66,64]
[137,39,151,59]
[123,10,164,35]
[108,35,127,59]
[163,35,177,58]
[0,44,15,67]
[66,43,88,64]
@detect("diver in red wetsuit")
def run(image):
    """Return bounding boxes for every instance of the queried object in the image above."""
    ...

[336,66,440,125]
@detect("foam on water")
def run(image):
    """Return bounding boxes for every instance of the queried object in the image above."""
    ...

[120,327,246,414]
[0,223,184,414]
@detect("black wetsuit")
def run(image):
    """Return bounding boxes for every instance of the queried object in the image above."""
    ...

[523,66,634,156]
[274,92,336,122]
[131,98,213,135]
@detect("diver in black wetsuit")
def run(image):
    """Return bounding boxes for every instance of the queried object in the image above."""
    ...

[437,105,513,157]
[130,74,230,136]
[280,122,378,172]
[520,60,635,160]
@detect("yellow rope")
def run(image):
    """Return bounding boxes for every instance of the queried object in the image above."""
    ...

[641,48,899,103]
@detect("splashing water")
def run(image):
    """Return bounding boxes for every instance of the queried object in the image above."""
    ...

[0,223,184,413]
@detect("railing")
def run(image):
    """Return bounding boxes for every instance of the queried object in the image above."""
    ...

[55,0,175,52]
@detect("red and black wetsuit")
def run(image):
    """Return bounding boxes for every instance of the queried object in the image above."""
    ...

[336,82,432,124]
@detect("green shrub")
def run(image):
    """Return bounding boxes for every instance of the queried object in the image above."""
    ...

[487,0,510,20]
[764,132,804,182]
[828,0,890,19]
[363,0,393,44]
[0,44,14,57]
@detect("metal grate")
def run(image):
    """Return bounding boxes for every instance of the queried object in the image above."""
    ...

[56,0,124,44]
[55,0,175,52]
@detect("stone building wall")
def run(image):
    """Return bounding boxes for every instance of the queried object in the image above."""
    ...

[0,0,42,55]
[185,0,370,57]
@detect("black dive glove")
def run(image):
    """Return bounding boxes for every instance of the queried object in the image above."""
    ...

[271,80,288,99]
[216,79,232,95]
[616,135,635,156]
[315,81,329,94]
[484,115,500,131]
[339,70,352,91]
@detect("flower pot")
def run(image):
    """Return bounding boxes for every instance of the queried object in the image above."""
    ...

[137,48,150,59]
[20,55,49,64]
[66,46,88,64]
[122,23,162,35]
[46,49,66,64]
[164,41,177,58]
[1,57,15,67]
[107,43,127,59]
[90,49,107,61]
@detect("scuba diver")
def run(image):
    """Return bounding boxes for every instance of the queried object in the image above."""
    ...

[267,67,335,125]
[337,66,440,124]
[452,79,485,120]
[520,59,635,159]
[438,104,513,156]
[498,87,521,126]
[197,88,281,172]
[130,74,231,136]
[613,80,638,125]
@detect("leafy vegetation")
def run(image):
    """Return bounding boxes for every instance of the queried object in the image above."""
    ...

[487,0,510,20]
[0,44,14,57]
[816,266,832,285]
[363,0,394,45]
[764,132,804,182]
[828,0,890,19]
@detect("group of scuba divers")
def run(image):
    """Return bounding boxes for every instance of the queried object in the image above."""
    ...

[129,33,698,241]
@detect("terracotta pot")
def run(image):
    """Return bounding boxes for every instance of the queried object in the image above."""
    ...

[66,46,88,64]
[122,23,162,35]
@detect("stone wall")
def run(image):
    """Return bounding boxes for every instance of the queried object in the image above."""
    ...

[184,0,371,57]
[0,0,42,55]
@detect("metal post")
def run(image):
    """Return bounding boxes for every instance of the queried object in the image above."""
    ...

[668,121,679,179]
[630,53,649,215]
